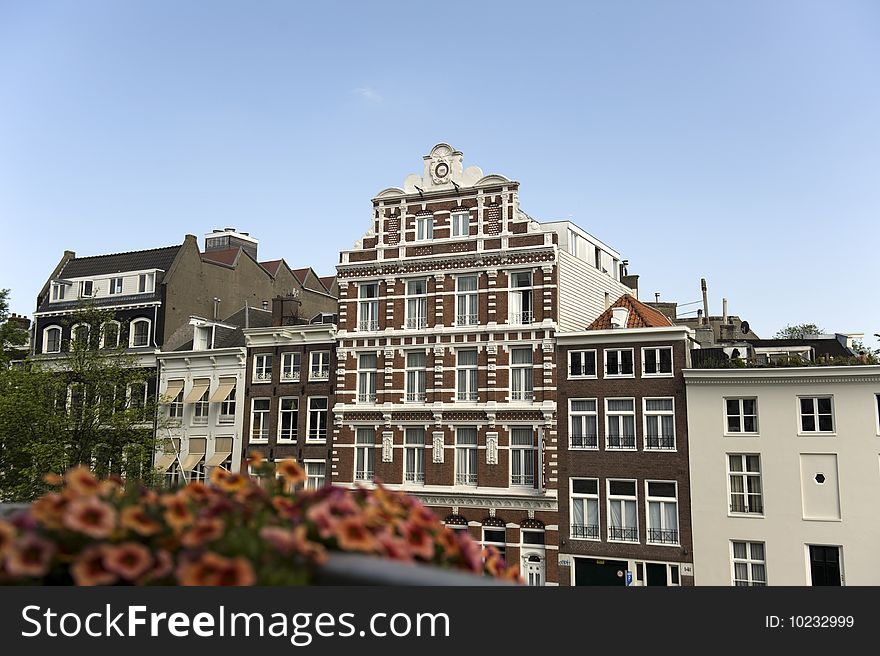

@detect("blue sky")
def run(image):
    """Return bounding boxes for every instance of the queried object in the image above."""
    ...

[1,1,878,344]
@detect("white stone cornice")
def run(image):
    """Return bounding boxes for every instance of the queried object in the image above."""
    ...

[412,492,558,512]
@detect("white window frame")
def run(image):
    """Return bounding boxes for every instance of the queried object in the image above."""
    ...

[604,348,634,378]
[129,318,150,348]
[138,272,155,294]
[607,479,639,543]
[250,398,270,442]
[643,397,676,450]
[357,282,379,332]
[508,271,533,325]
[455,427,478,486]
[100,321,121,349]
[569,399,598,449]
[305,460,326,490]
[568,349,597,379]
[109,277,124,295]
[605,397,636,450]
[451,210,470,237]
[405,278,428,329]
[456,349,479,402]
[168,388,184,420]
[642,346,674,377]
[731,541,767,586]
[281,352,301,382]
[725,397,759,435]
[277,397,298,443]
[509,427,536,487]
[193,325,213,351]
[481,527,507,562]
[51,281,67,301]
[192,388,209,425]
[798,396,835,435]
[357,352,377,403]
[415,215,434,241]
[70,323,90,350]
[306,397,328,441]
[645,480,679,545]
[727,453,763,515]
[404,427,426,484]
[126,382,148,420]
[509,347,534,402]
[354,428,376,482]
[570,478,600,540]
[310,351,330,381]
[43,325,62,354]
[405,351,427,402]
[252,354,273,383]
[455,274,479,326]
[78,280,94,298]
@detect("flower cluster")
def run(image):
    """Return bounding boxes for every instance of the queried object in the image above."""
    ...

[0,460,519,585]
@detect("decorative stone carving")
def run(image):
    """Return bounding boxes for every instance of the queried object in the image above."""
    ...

[382,431,393,463]
[486,433,498,465]
[432,432,445,463]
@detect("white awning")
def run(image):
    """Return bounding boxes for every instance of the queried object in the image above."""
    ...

[183,378,210,403]
[205,450,232,467]
[208,377,236,403]
[153,453,176,472]
[179,454,204,472]
[160,379,185,403]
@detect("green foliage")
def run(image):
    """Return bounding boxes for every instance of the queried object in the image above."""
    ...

[0,289,29,367]
[774,323,823,339]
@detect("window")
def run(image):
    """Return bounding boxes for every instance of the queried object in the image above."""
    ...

[569,399,598,449]
[608,480,638,542]
[130,319,150,347]
[642,347,673,376]
[404,428,425,484]
[355,428,375,481]
[732,541,766,586]
[250,399,270,441]
[307,397,328,441]
[67,383,84,418]
[405,351,426,402]
[51,282,67,301]
[568,229,581,257]
[451,211,470,237]
[728,454,763,514]
[101,322,120,349]
[192,388,209,425]
[281,352,301,382]
[644,398,675,450]
[456,349,478,401]
[482,528,506,563]
[510,348,534,402]
[71,323,90,350]
[310,351,330,380]
[168,389,184,420]
[799,397,834,433]
[194,326,213,351]
[455,275,478,326]
[79,280,93,298]
[305,461,326,490]
[278,397,298,442]
[604,348,634,377]
[109,277,123,295]
[415,215,433,241]
[570,478,599,539]
[138,272,154,293]
[43,326,62,354]
[646,481,679,544]
[726,398,758,434]
[508,271,533,325]
[164,461,181,488]
[606,398,636,449]
[357,353,377,403]
[358,283,379,331]
[189,461,206,484]
[568,350,596,378]
[253,354,272,383]
[455,427,478,486]
[405,279,428,329]
[218,387,236,423]
[127,382,148,422]
[510,428,535,487]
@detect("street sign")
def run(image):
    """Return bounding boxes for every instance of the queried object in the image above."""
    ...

[626,570,633,586]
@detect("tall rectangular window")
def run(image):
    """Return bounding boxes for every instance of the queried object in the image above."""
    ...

[568,229,581,257]
[606,398,636,449]
[726,398,758,433]
[605,348,634,377]
[451,211,469,237]
[415,215,434,241]
[358,283,379,331]
[168,389,184,420]
[570,479,599,539]
[482,528,506,563]
[355,428,375,481]
[310,351,330,380]
[253,354,272,383]
[404,428,425,484]
[508,271,533,325]
[642,347,673,376]
[51,282,67,301]
[109,277,123,295]
[732,541,767,586]
[569,399,598,449]
[510,428,535,487]
[608,480,638,542]
[192,388,209,425]
[646,481,679,544]
[644,398,675,450]
[281,352,301,382]
[510,348,534,402]
[307,397,328,441]
[568,350,596,378]
[79,280,93,297]
[405,279,428,329]
[278,397,298,442]
[138,272,155,293]
[455,427,478,485]
[305,461,326,490]
[250,399,270,441]
[357,353,377,403]
[405,351,426,402]
[456,349,478,401]
[131,320,150,347]
[455,275,478,326]
[728,454,763,514]
[799,397,834,433]
[219,387,236,424]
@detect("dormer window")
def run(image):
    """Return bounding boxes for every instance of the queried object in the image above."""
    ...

[51,282,68,301]
[109,278,124,295]
[79,281,93,298]
[138,273,155,293]
[194,326,214,350]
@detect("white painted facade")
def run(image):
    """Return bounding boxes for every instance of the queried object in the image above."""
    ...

[684,365,880,585]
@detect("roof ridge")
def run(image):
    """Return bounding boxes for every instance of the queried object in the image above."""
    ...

[69,244,180,261]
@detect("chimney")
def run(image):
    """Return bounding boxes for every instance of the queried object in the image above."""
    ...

[722,297,729,324]
[213,297,221,321]
[272,295,302,327]
[261,300,269,311]
[701,278,709,326]
[610,307,629,329]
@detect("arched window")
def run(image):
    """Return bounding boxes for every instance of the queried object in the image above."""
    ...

[129,318,151,347]
[70,323,90,350]
[43,326,62,353]
[101,321,120,349]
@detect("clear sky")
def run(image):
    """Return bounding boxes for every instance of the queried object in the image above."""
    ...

[2,1,878,345]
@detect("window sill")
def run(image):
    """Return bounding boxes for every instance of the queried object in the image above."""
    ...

[569,445,599,451]
[607,538,640,545]
[797,432,837,437]
[305,438,327,443]
[643,446,677,452]
[569,536,601,542]
[567,374,598,380]
[251,380,272,384]
[605,446,638,451]
[723,432,760,438]
[646,541,681,547]
[249,438,269,444]
[642,373,674,378]
[727,512,764,519]
[276,439,297,444]
[603,374,635,380]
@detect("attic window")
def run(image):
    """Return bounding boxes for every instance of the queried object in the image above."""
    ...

[610,307,629,329]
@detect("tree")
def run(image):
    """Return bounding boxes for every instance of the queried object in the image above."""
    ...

[0,305,160,501]
[0,289,29,367]
[774,323,823,339]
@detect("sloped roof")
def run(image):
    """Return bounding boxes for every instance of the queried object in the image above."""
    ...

[587,294,675,330]
[60,245,181,278]
[173,306,274,351]
[259,259,283,276]
[201,248,242,267]
[319,276,336,292]
[291,267,311,285]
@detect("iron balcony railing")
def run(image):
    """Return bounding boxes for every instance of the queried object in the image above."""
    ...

[358,320,379,331]
[511,473,534,486]
[570,524,600,539]
[406,391,426,402]
[606,434,637,449]
[455,472,478,486]
[281,370,301,382]
[456,313,478,326]
[252,371,272,382]
[404,471,425,484]
[358,392,377,403]
[511,390,534,401]
[647,528,679,544]
[570,435,599,449]
[608,526,639,542]
[645,436,676,450]
[457,391,479,401]
[355,470,374,482]
[406,316,427,329]
[310,368,330,380]
[509,311,533,325]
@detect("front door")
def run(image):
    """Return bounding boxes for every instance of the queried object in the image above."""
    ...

[645,562,668,586]
[809,546,841,586]
[574,558,628,586]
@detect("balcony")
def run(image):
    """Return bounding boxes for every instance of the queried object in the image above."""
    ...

[406,391,426,402]
[570,524,600,539]
[358,320,379,332]
[310,368,330,381]
[456,314,478,326]
[645,436,675,450]
[511,473,534,486]
[509,311,533,325]
[252,371,272,383]
[455,472,477,486]
[357,392,377,404]
[281,370,301,383]
[404,471,425,484]
[608,526,638,542]
[406,316,427,329]
[606,434,636,449]
[647,528,679,545]
[570,435,598,449]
